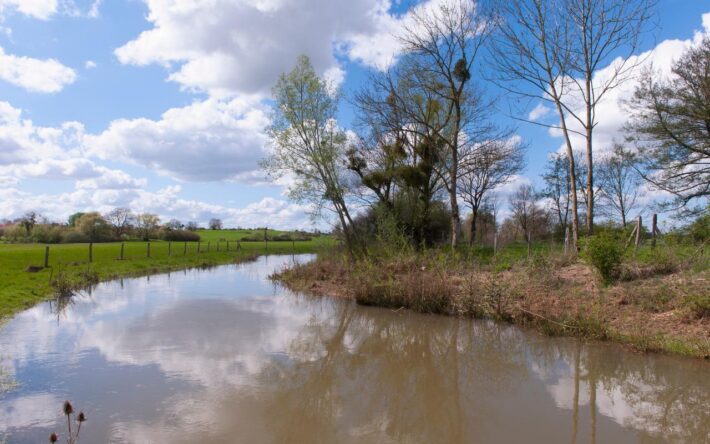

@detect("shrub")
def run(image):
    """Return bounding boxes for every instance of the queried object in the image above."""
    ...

[2,224,28,242]
[688,211,709,243]
[31,225,65,244]
[76,212,113,242]
[583,232,623,284]
[161,229,200,242]
[61,231,90,244]
[683,294,710,319]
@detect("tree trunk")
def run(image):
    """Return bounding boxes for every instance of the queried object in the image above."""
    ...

[468,208,478,247]
[450,188,461,248]
[553,101,580,252]
[586,124,594,234]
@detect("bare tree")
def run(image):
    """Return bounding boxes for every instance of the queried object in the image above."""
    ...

[627,39,710,215]
[458,138,524,245]
[209,218,223,230]
[597,143,643,226]
[20,211,38,235]
[509,184,544,257]
[105,207,134,237]
[541,153,571,231]
[564,0,656,233]
[491,0,655,245]
[136,213,160,241]
[391,0,495,247]
[490,0,581,250]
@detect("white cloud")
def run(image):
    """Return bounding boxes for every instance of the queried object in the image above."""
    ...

[84,60,97,69]
[0,46,76,93]
[550,12,710,160]
[528,103,551,122]
[0,0,58,20]
[86,97,270,182]
[114,0,445,97]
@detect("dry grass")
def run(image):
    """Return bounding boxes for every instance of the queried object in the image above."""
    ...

[274,249,710,358]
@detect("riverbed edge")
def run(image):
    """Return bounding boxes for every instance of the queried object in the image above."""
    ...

[271,254,710,359]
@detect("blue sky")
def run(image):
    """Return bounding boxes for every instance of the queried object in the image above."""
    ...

[0,0,708,229]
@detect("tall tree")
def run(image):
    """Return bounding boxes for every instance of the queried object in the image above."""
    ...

[509,184,544,257]
[564,0,656,233]
[105,207,134,237]
[541,153,571,231]
[263,55,360,255]
[136,213,160,241]
[597,143,643,226]
[627,38,710,215]
[490,0,581,250]
[458,138,524,245]
[392,0,494,247]
[491,0,655,244]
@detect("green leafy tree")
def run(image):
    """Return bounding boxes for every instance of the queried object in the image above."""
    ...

[263,55,360,255]
[628,38,710,215]
[76,212,112,242]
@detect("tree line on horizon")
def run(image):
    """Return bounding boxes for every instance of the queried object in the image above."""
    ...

[262,0,710,256]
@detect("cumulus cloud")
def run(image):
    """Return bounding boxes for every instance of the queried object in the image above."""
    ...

[0,184,314,229]
[0,101,147,191]
[84,60,97,69]
[0,0,58,20]
[0,47,76,93]
[114,0,445,97]
[527,103,552,122]
[551,12,710,159]
[85,97,270,182]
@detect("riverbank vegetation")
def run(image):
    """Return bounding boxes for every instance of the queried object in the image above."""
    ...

[266,0,709,358]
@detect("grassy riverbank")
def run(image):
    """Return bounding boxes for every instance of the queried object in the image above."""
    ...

[0,236,332,320]
[273,243,710,358]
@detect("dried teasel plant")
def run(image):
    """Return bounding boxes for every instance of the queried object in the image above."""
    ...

[49,400,87,444]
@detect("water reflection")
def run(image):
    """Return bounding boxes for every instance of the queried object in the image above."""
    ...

[0,255,707,443]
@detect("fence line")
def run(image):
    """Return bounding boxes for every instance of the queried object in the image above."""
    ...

[32,239,308,270]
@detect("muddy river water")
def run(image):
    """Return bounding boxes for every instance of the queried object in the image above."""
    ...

[0,254,708,443]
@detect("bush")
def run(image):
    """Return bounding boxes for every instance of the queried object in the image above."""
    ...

[76,212,113,242]
[31,225,65,244]
[161,229,200,242]
[61,230,90,243]
[583,232,623,284]
[688,211,709,243]
[2,224,28,242]
[683,294,710,319]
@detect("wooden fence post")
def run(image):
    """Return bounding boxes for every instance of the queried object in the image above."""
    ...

[237,240,241,251]
[147,241,151,258]
[120,242,125,260]
[264,228,268,250]
[207,241,210,252]
[197,241,201,253]
[184,242,187,255]
[651,214,658,248]
[89,242,93,263]
[217,241,220,252]
[44,246,50,268]
[226,240,229,251]
[168,241,172,257]
[634,216,642,252]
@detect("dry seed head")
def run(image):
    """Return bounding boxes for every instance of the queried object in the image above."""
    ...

[63,400,74,415]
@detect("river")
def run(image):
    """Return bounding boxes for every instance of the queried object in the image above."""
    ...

[0,254,708,443]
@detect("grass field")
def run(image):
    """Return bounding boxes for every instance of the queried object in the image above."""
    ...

[0,231,334,321]
[195,228,311,242]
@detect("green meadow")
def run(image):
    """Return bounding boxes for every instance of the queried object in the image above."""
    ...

[0,231,334,320]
